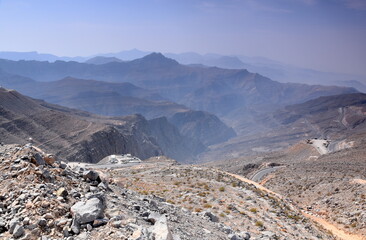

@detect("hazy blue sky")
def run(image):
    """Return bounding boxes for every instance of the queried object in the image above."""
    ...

[0,0,365,75]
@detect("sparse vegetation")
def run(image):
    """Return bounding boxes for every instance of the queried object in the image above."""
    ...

[250,208,258,213]
[167,199,175,204]
[194,208,202,213]
[203,203,213,208]
[255,221,264,227]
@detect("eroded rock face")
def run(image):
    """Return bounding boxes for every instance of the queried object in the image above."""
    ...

[148,116,206,163]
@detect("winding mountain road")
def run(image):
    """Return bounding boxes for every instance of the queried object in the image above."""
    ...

[250,166,284,182]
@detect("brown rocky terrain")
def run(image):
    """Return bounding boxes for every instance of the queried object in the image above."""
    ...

[0,143,336,240]
[263,137,366,238]
[207,138,366,239]
[208,136,366,237]
[0,144,230,240]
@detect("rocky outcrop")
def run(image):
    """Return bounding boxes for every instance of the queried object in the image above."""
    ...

[60,124,163,163]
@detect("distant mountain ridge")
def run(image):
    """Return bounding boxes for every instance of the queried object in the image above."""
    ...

[2,49,365,92]
[0,51,86,62]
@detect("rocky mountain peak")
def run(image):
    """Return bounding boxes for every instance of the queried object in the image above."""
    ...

[133,52,179,67]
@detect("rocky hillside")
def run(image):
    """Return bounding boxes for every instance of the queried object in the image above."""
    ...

[0,88,206,163]
[0,144,335,240]
[0,88,137,163]
[263,139,366,238]
[273,93,366,139]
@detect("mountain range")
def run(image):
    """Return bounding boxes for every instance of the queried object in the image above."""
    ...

[1,49,365,92]
[0,53,357,119]
[0,52,360,162]
[0,70,236,149]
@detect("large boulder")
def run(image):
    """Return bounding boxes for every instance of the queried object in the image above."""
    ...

[71,198,104,224]
[82,170,100,182]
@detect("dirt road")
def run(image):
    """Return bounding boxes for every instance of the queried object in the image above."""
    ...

[225,171,366,240]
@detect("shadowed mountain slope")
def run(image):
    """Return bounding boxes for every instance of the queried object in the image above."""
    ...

[0,88,207,163]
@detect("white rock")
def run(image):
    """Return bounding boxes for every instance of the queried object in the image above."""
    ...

[149,215,173,240]
[71,197,104,224]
